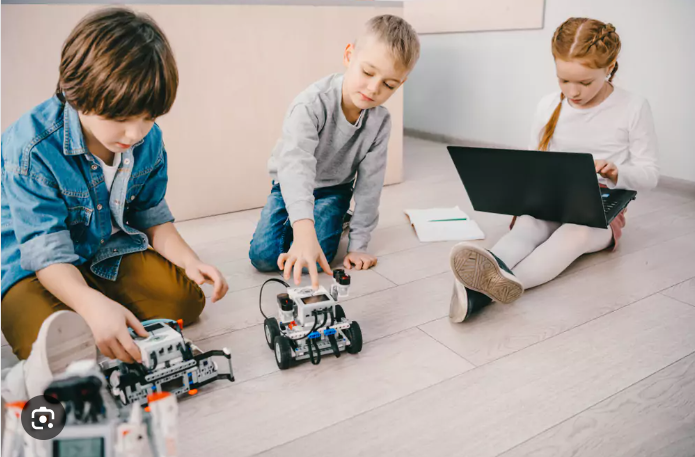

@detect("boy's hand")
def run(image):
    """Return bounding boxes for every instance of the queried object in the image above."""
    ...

[80,295,149,364]
[344,251,378,270]
[278,219,332,289]
[184,260,229,303]
[595,160,619,185]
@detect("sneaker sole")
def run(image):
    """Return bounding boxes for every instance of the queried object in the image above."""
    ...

[43,311,96,375]
[450,244,523,304]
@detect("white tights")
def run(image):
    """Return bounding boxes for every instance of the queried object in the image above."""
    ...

[492,215,613,289]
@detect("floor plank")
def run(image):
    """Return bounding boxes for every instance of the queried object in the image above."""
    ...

[4,136,695,456]
[419,233,695,366]
[373,240,457,285]
[215,257,281,294]
[178,328,474,457]
[196,324,277,387]
[559,200,695,278]
[332,272,453,344]
[176,208,260,247]
[191,271,455,385]
[367,223,428,257]
[662,277,695,307]
[260,294,695,457]
[499,353,695,457]
[190,232,254,266]
[619,186,694,219]
[184,267,397,343]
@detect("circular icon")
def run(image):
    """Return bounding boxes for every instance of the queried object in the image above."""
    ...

[21,395,66,440]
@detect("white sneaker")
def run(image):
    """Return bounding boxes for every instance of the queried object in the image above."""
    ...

[450,242,524,304]
[1,311,96,402]
[1,364,29,403]
[449,280,470,323]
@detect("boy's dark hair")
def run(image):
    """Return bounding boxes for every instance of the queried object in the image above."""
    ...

[56,7,178,119]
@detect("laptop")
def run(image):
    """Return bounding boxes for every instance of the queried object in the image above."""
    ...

[446,146,636,229]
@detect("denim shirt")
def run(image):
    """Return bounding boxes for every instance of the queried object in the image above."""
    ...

[1,96,174,297]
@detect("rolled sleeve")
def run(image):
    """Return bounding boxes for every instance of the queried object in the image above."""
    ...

[126,146,175,231]
[128,198,174,230]
[19,230,78,271]
[3,169,79,272]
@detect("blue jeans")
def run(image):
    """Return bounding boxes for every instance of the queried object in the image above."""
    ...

[249,182,353,272]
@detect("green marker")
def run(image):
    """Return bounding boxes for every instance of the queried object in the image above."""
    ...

[429,218,468,222]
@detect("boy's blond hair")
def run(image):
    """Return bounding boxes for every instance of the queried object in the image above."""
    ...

[359,15,420,70]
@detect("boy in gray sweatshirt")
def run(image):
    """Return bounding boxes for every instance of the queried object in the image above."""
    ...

[249,15,420,288]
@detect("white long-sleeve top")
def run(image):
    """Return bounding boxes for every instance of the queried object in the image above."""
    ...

[529,87,659,191]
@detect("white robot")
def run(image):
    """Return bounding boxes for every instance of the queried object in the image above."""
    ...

[3,359,177,457]
[261,270,363,369]
[100,319,234,407]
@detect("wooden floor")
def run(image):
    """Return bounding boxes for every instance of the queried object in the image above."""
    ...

[4,137,695,456]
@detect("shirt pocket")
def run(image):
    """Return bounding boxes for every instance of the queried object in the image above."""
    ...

[66,206,93,242]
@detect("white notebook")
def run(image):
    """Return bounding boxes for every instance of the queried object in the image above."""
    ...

[404,206,485,242]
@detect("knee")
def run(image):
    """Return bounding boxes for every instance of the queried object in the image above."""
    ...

[249,245,281,272]
[515,215,546,232]
[169,283,206,325]
[513,215,558,243]
[249,220,285,273]
[1,277,62,361]
[556,224,605,246]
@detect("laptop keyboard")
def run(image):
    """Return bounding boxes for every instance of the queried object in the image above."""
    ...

[601,193,617,215]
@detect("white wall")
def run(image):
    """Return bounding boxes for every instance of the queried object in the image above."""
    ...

[404,0,695,182]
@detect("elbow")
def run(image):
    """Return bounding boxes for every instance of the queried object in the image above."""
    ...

[143,222,170,246]
[649,175,660,191]
[646,166,660,191]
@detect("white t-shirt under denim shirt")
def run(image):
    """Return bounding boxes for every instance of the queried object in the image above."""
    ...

[529,86,659,192]
[93,153,122,235]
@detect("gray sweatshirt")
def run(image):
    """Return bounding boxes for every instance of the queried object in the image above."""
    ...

[268,73,391,253]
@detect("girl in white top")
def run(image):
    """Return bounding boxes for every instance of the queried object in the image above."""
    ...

[449,18,659,322]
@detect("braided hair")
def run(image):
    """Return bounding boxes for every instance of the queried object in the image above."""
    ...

[538,18,622,151]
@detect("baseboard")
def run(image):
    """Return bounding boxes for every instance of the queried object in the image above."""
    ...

[404,128,695,194]
[404,128,511,149]
[658,176,695,195]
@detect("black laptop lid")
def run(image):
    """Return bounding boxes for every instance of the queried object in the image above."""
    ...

[447,146,609,228]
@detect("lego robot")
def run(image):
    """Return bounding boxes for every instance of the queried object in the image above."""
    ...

[7,359,179,457]
[100,319,234,407]
[261,269,363,369]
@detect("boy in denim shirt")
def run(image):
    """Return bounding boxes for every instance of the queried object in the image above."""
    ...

[1,8,228,401]
[249,15,420,288]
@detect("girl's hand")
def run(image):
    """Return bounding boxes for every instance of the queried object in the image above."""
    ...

[80,296,148,364]
[595,159,619,185]
[344,251,378,270]
[185,260,229,303]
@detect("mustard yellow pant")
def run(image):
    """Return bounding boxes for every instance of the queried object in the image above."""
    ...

[2,250,205,360]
